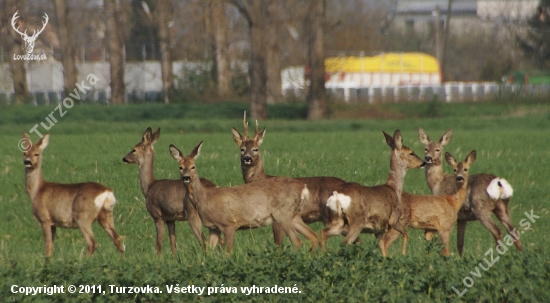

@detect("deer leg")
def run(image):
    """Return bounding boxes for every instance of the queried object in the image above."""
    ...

[292,216,319,252]
[272,221,285,246]
[40,222,54,257]
[207,228,221,249]
[97,210,124,254]
[51,226,56,244]
[376,232,388,257]
[457,220,467,257]
[494,200,523,251]
[153,219,165,254]
[166,221,177,255]
[78,223,97,256]
[475,212,503,247]
[382,228,403,256]
[221,227,235,256]
[425,230,435,241]
[439,230,451,257]
[342,224,362,245]
[321,224,344,251]
[185,201,206,250]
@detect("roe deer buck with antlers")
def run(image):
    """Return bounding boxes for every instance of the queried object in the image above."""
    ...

[22,133,124,257]
[320,130,425,256]
[123,127,216,254]
[382,150,476,257]
[170,141,319,255]
[232,112,346,245]
[418,128,523,256]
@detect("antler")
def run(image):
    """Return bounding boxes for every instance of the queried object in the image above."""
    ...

[242,111,249,139]
[11,11,26,37]
[30,13,49,39]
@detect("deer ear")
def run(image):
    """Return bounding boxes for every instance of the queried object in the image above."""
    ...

[150,128,160,145]
[169,144,183,161]
[231,128,243,146]
[23,133,30,141]
[142,127,153,144]
[439,129,453,146]
[255,128,266,146]
[418,127,430,145]
[34,133,50,151]
[189,141,203,159]
[393,130,403,149]
[465,150,476,164]
[445,152,457,168]
[383,131,395,149]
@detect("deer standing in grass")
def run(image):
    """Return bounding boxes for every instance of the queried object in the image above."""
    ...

[418,128,523,256]
[22,133,124,257]
[320,130,425,256]
[232,112,346,245]
[169,141,319,255]
[382,150,476,256]
[123,128,217,254]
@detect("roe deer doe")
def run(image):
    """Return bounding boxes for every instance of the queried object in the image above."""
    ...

[232,112,346,245]
[320,130,425,256]
[418,128,523,256]
[383,150,476,256]
[170,141,319,255]
[123,127,217,254]
[23,133,124,257]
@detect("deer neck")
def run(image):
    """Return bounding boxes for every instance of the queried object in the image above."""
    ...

[25,164,45,201]
[187,175,207,210]
[386,153,406,198]
[453,179,468,212]
[241,157,268,183]
[425,162,447,193]
[138,152,156,196]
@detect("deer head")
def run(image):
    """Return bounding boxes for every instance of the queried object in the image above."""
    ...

[11,11,49,54]
[123,127,160,164]
[418,127,453,165]
[445,150,476,188]
[22,133,49,171]
[231,111,266,167]
[383,130,425,169]
[170,141,203,186]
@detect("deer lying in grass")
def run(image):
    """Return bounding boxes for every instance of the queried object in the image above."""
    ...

[232,112,346,245]
[123,127,217,254]
[418,128,523,256]
[320,130,425,256]
[23,133,124,257]
[383,150,476,257]
[170,141,319,255]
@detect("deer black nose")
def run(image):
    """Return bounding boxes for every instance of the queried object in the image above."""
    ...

[425,156,432,162]
[24,160,31,165]
[243,155,252,162]
[456,175,464,182]
[182,176,191,182]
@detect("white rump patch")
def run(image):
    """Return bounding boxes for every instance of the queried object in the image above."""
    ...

[301,185,310,201]
[486,178,513,200]
[326,191,352,212]
[94,191,117,210]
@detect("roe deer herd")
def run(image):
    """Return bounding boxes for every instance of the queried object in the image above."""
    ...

[21,113,523,259]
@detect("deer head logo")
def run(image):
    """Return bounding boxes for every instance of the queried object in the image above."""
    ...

[11,11,49,54]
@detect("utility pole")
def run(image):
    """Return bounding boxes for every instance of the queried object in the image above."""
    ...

[433,5,441,64]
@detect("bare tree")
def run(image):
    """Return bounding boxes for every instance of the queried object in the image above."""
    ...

[53,0,77,91]
[104,0,125,104]
[265,1,282,104]
[229,0,268,119]
[2,0,29,105]
[306,0,327,120]
[155,0,173,104]
[441,0,453,83]
[206,0,232,96]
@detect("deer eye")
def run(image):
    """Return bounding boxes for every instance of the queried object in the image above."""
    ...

[132,149,136,153]
[191,166,196,170]
[253,148,258,152]
[179,166,183,170]
[34,153,39,156]
[240,148,245,152]
[464,169,468,172]
[436,149,440,152]
[453,169,457,173]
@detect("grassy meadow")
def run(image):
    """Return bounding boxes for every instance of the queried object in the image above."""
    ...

[0,100,549,302]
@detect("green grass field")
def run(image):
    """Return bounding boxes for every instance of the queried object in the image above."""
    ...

[1,101,549,302]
